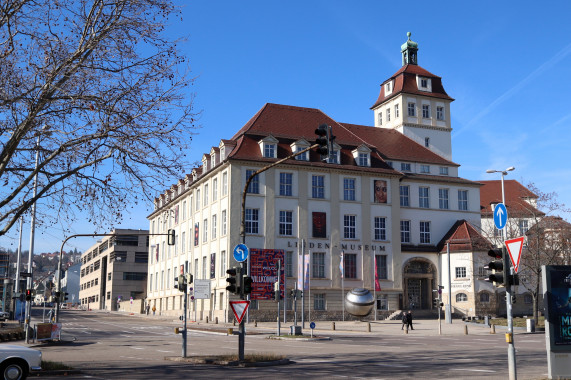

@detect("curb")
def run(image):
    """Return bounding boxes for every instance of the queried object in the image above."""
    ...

[165,356,292,367]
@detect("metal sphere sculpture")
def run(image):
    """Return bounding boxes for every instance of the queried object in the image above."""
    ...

[345,288,375,317]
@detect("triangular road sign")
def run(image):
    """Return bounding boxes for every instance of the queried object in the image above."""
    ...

[505,236,525,273]
[229,300,250,324]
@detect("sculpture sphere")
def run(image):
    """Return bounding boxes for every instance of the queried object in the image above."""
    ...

[345,288,375,317]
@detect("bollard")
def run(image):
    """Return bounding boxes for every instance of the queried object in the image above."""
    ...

[332,321,336,330]
[227,328,233,335]
[490,324,496,334]
[368,322,371,332]
[206,316,209,323]
[215,317,218,324]
[255,320,258,327]
[464,325,468,335]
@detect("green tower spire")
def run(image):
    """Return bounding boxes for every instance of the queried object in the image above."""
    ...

[401,32,418,66]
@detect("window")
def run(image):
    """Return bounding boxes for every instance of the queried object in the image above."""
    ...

[420,165,430,173]
[220,251,226,277]
[400,220,411,243]
[213,178,218,201]
[285,251,293,277]
[344,215,356,239]
[376,255,388,280]
[314,294,326,310]
[204,184,209,205]
[386,108,391,122]
[419,187,430,208]
[395,104,400,118]
[123,272,147,281]
[437,106,444,121]
[420,221,431,244]
[202,219,208,242]
[374,217,386,241]
[279,172,293,196]
[295,146,308,161]
[222,172,228,196]
[344,254,357,279]
[401,163,411,172]
[312,212,327,238]
[438,188,449,209]
[246,169,259,194]
[264,144,276,158]
[458,190,468,211]
[456,293,468,302]
[439,167,449,175]
[420,78,428,88]
[480,293,490,303]
[358,152,369,167]
[422,104,430,118]
[455,267,467,278]
[400,185,410,207]
[202,256,207,279]
[212,214,217,239]
[343,178,356,201]
[182,201,186,220]
[408,102,416,117]
[378,112,382,125]
[328,150,339,164]
[210,253,216,279]
[196,189,200,210]
[312,175,325,199]
[245,209,259,234]
[279,210,293,236]
[425,137,430,148]
[189,196,193,215]
[519,220,529,235]
[221,210,227,236]
[385,82,392,94]
[312,252,325,278]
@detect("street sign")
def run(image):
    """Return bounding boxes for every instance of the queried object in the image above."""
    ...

[233,244,249,263]
[229,300,250,324]
[505,236,525,273]
[310,322,316,329]
[19,272,31,278]
[194,279,211,299]
[493,203,508,230]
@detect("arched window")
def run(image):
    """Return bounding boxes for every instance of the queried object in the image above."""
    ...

[456,293,468,302]
[479,292,490,303]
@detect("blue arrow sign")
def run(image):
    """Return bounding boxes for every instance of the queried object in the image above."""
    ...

[233,244,249,263]
[493,203,508,230]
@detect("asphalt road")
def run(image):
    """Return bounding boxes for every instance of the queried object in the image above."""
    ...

[14,309,549,379]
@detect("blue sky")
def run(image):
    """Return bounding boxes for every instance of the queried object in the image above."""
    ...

[2,0,571,254]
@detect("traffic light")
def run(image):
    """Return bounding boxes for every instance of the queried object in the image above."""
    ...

[226,267,241,295]
[485,247,507,287]
[315,123,330,159]
[174,276,186,292]
[243,276,253,295]
[62,292,69,302]
[25,289,32,301]
[185,273,194,285]
[167,229,175,245]
[433,298,443,308]
[272,281,281,302]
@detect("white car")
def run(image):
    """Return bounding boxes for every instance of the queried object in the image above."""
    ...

[0,344,42,380]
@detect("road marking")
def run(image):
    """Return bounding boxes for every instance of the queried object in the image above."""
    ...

[130,347,144,350]
[157,350,173,353]
[376,363,408,368]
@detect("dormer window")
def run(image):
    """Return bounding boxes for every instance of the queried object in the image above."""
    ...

[259,135,278,158]
[417,76,432,92]
[401,162,411,172]
[385,81,393,96]
[439,167,449,175]
[327,143,340,164]
[291,139,310,161]
[352,145,371,167]
[420,165,430,173]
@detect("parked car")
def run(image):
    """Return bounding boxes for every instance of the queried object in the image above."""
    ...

[0,311,9,321]
[0,344,42,380]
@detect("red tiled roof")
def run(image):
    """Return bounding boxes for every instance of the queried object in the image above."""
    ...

[228,103,461,170]
[479,180,544,218]
[371,64,454,110]
[438,220,491,253]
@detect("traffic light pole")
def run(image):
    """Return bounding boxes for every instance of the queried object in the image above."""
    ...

[238,264,245,361]
[505,263,517,380]
[182,285,188,358]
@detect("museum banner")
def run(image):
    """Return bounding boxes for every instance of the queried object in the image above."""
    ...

[249,249,284,300]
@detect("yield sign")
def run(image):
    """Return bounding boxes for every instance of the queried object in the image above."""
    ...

[505,236,525,273]
[229,300,250,324]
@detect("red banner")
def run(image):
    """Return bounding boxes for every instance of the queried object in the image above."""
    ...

[249,249,284,300]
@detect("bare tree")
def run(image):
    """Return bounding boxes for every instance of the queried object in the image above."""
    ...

[0,0,197,236]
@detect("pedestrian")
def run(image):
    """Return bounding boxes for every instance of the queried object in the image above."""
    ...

[401,311,408,330]
[146,304,150,315]
[407,310,414,330]
[152,305,156,316]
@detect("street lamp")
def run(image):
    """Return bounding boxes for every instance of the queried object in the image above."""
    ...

[486,165,517,380]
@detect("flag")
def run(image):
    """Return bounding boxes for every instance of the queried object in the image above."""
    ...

[303,253,310,290]
[297,253,310,290]
[374,256,381,291]
[339,250,344,279]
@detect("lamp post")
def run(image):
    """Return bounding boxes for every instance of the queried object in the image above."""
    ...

[486,166,517,380]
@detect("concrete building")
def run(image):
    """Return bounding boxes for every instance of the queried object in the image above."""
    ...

[79,229,149,311]
[146,33,499,321]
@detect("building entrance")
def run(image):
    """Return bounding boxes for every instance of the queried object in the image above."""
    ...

[403,258,437,310]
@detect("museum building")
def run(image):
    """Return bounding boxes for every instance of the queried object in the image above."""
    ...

[146,34,492,321]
